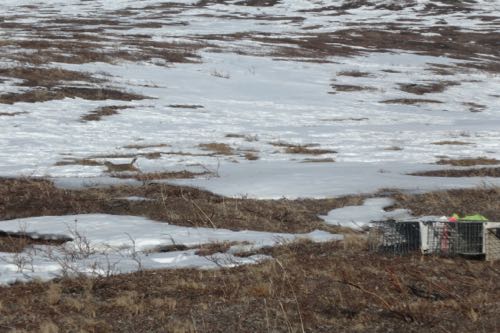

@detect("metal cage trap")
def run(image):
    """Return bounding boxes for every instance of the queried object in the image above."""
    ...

[369,219,500,260]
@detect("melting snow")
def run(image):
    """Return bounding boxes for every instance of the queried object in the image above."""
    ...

[0,214,342,285]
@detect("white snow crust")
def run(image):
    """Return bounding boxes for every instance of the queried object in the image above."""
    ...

[0,214,341,285]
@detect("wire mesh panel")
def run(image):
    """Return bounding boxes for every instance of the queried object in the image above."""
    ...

[427,222,484,257]
[485,227,500,261]
[369,221,421,255]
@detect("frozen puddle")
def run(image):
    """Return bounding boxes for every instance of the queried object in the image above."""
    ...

[320,198,411,230]
[0,214,342,285]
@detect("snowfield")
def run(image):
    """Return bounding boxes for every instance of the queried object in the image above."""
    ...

[1,0,499,283]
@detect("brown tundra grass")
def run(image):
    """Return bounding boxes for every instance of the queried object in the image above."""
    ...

[0,179,499,332]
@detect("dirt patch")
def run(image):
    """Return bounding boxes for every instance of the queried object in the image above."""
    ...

[199,143,235,155]
[410,167,500,178]
[0,87,148,104]
[436,157,499,166]
[81,106,130,122]
[381,98,443,105]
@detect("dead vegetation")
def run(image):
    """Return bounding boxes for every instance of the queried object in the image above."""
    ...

[336,70,372,77]
[398,81,459,95]
[301,158,335,163]
[432,141,472,146]
[330,84,377,92]
[0,239,498,332]
[381,98,443,105]
[0,67,99,88]
[410,167,500,178]
[0,87,148,104]
[391,186,500,221]
[81,106,130,122]
[463,102,486,113]
[436,157,499,166]
[0,233,66,253]
[0,178,362,233]
[0,112,28,117]
[270,142,337,155]
[1,179,500,331]
[112,170,210,181]
[199,143,235,155]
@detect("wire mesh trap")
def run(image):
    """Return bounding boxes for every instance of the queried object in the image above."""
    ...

[369,220,500,260]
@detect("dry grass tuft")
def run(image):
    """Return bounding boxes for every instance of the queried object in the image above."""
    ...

[381,98,443,105]
[410,167,500,178]
[81,106,130,122]
[398,81,459,95]
[337,70,372,77]
[199,142,235,155]
[244,152,259,160]
[301,158,336,163]
[0,87,148,104]
[0,111,28,117]
[285,146,337,155]
[1,239,499,332]
[432,140,472,146]
[330,84,377,92]
[391,187,500,221]
[436,157,499,166]
[0,67,98,87]
[123,143,170,149]
[112,170,210,181]
[0,177,361,233]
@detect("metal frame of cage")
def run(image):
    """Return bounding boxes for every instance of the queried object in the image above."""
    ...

[369,220,500,260]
